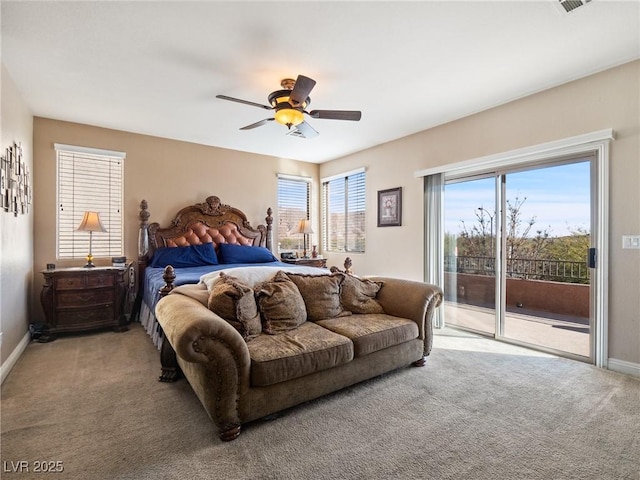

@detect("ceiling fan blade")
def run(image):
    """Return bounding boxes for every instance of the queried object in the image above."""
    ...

[289,75,316,106]
[293,120,319,138]
[240,118,274,130]
[308,110,362,121]
[216,94,272,111]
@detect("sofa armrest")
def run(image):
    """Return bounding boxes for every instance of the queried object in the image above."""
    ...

[156,293,250,367]
[155,292,251,435]
[366,276,443,356]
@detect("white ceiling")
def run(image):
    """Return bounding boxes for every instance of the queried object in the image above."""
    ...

[2,1,639,163]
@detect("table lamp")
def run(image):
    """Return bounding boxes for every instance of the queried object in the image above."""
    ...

[77,211,107,268]
[290,219,314,258]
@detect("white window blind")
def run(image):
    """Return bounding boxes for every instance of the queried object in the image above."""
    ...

[277,175,311,251]
[55,144,125,260]
[322,169,366,252]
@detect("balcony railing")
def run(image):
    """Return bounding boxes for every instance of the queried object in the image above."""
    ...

[445,255,589,283]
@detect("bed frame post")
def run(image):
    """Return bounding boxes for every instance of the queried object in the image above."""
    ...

[330,257,354,275]
[131,200,151,321]
[159,335,182,382]
[158,264,180,382]
[265,207,273,251]
[138,199,150,260]
[160,265,176,297]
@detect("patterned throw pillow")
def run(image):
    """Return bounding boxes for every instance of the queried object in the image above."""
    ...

[207,272,262,340]
[285,272,350,321]
[254,271,307,334]
[339,274,385,314]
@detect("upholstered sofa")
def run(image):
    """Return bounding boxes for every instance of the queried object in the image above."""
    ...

[154,268,442,441]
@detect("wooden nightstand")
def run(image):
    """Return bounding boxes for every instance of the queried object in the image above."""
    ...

[281,257,327,268]
[40,263,135,340]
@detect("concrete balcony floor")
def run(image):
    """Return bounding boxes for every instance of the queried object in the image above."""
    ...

[444,302,590,358]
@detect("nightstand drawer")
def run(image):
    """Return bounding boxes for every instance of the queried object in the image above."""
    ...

[54,306,116,331]
[55,275,86,290]
[56,290,114,308]
[87,274,115,288]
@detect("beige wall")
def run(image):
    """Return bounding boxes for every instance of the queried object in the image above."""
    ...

[1,64,34,366]
[8,60,639,371]
[31,119,319,325]
[320,60,640,365]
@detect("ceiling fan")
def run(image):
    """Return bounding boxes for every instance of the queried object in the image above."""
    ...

[216,74,361,138]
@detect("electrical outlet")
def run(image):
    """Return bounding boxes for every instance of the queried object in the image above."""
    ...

[622,235,640,249]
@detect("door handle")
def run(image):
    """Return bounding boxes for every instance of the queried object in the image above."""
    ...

[588,248,597,268]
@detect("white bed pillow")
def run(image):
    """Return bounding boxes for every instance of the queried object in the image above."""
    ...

[199,265,326,291]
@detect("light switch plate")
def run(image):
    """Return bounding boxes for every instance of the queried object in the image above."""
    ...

[622,235,640,249]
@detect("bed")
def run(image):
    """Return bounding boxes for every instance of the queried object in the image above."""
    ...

[134,195,348,348]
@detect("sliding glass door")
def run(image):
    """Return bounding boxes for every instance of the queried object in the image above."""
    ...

[443,157,593,360]
[444,176,497,336]
[501,161,591,357]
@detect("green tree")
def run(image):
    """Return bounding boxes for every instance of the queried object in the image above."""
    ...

[456,196,551,260]
[451,198,590,283]
[546,226,590,263]
[504,196,550,261]
[544,227,591,284]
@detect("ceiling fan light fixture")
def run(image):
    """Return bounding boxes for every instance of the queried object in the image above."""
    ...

[274,107,304,128]
[217,74,361,136]
[268,88,309,127]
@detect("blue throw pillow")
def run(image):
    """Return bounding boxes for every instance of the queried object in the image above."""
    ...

[218,243,277,264]
[149,243,219,268]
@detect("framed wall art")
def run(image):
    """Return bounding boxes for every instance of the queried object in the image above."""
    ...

[2,141,30,216]
[377,187,402,227]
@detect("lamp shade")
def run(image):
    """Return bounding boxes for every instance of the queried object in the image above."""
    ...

[76,211,107,233]
[289,219,314,235]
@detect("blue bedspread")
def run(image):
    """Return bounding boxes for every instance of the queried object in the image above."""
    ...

[143,262,293,312]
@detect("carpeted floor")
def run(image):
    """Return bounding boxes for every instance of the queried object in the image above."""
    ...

[1,323,639,480]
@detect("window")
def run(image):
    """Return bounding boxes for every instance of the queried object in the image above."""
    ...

[277,174,311,251]
[322,168,366,252]
[55,144,125,260]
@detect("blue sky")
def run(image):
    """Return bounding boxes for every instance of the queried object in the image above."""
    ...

[444,161,591,237]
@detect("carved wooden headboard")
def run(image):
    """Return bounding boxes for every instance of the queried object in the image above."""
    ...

[137,196,273,262]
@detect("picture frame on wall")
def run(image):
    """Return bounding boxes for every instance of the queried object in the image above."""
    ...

[377,187,402,227]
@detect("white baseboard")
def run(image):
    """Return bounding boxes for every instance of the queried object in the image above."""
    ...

[608,358,640,377]
[1,331,31,385]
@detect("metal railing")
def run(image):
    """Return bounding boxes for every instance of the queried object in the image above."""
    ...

[445,255,589,283]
